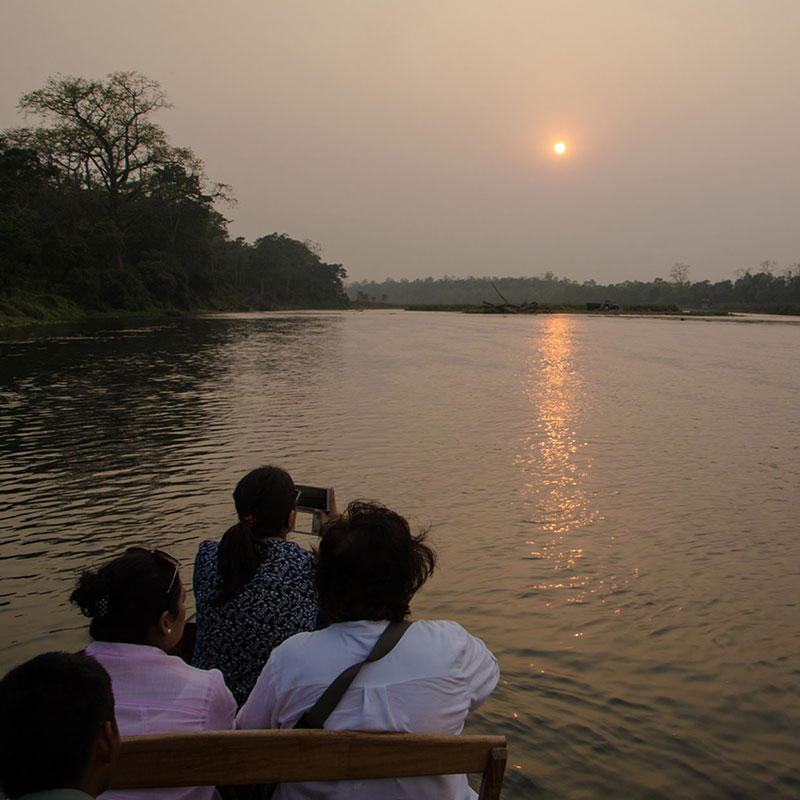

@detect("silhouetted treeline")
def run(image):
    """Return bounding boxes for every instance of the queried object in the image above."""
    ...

[0,72,348,318]
[348,268,800,312]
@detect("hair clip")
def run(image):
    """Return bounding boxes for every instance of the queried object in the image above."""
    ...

[97,596,110,618]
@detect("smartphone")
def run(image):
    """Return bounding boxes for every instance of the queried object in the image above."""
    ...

[295,485,330,513]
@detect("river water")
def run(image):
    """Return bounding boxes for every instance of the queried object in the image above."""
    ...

[1,311,798,799]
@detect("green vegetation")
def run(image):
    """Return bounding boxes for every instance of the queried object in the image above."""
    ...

[402,303,684,314]
[403,304,487,312]
[349,264,800,314]
[1,72,349,321]
[0,290,84,321]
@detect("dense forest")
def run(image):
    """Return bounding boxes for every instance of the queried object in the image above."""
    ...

[0,72,349,319]
[348,263,800,312]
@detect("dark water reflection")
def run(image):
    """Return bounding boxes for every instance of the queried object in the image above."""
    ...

[1,311,799,799]
[0,314,343,653]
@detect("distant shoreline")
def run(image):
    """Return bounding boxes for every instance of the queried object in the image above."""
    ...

[6,304,800,329]
[400,302,721,315]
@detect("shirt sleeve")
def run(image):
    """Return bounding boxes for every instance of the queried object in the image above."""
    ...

[456,626,500,711]
[206,668,237,730]
[235,657,280,730]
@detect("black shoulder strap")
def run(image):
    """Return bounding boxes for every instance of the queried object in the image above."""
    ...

[294,620,412,729]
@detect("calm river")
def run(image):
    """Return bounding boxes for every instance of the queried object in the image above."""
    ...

[1,311,799,799]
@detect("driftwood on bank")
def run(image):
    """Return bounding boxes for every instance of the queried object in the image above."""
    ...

[482,282,538,313]
[481,300,539,313]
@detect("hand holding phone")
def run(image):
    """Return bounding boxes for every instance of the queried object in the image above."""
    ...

[295,485,331,513]
[316,487,341,528]
[295,485,341,534]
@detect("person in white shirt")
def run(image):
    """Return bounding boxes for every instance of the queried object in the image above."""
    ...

[236,501,500,800]
[71,548,236,800]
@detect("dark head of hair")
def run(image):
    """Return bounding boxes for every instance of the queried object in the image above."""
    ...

[70,549,182,644]
[213,465,297,605]
[0,651,115,798]
[316,500,436,623]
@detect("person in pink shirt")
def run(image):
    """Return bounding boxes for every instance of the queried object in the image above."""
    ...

[71,548,236,800]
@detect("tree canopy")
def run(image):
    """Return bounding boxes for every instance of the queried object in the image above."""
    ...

[20,73,183,218]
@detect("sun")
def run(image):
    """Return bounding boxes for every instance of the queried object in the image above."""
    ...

[554,141,566,155]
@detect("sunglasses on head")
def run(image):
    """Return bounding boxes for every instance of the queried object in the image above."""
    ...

[127,547,180,593]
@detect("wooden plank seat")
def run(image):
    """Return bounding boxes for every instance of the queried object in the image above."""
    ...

[112,729,508,799]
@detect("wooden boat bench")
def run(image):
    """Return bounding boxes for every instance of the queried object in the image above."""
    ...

[112,729,508,799]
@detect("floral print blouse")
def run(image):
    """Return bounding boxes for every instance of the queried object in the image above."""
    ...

[192,538,319,705]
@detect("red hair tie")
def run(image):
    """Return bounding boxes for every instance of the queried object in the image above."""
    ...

[243,515,256,526]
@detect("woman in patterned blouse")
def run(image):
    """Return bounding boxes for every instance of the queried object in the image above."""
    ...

[192,466,322,705]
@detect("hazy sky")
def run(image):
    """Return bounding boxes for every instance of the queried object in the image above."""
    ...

[2,1,799,284]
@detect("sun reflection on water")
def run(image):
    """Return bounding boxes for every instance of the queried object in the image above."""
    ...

[516,315,602,601]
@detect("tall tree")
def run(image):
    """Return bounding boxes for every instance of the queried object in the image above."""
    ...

[18,72,210,265]
[2,72,352,315]
[669,262,690,284]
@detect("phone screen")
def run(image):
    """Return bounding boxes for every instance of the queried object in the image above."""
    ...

[295,485,330,512]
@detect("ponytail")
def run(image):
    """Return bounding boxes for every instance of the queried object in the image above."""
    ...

[210,466,296,605]
[212,521,262,606]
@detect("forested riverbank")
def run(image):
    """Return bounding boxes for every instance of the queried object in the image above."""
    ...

[0,72,349,321]
[348,269,800,314]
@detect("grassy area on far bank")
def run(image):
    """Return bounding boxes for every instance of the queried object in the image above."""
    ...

[0,289,346,327]
[401,302,729,315]
[8,293,800,326]
[0,291,87,324]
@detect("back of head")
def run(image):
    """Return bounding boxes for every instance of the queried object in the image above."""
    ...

[232,465,296,537]
[0,651,115,798]
[316,500,436,623]
[214,465,297,605]
[71,549,182,644]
